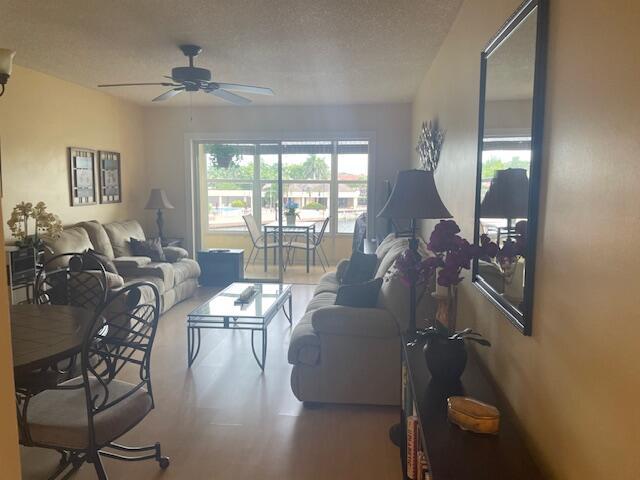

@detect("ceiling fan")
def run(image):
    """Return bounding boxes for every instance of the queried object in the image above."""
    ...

[98,44,274,105]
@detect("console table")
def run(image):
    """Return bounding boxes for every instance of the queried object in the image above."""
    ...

[400,334,542,479]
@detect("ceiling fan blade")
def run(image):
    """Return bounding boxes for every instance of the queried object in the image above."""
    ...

[152,88,186,102]
[98,82,179,87]
[213,83,274,96]
[207,89,252,105]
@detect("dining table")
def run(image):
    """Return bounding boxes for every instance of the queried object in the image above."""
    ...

[10,304,95,379]
[262,221,317,273]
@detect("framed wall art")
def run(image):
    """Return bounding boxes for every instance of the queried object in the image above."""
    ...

[98,150,122,204]
[68,147,97,206]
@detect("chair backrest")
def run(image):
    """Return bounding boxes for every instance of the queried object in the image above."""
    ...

[81,281,160,447]
[315,217,331,247]
[35,252,108,313]
[243,214,262,245]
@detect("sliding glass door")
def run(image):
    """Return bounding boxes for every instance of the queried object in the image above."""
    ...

[197,138,370,283]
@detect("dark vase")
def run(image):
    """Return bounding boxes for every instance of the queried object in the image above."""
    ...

[424,337,467,383]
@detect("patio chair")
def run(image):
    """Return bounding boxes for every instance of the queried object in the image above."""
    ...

[17,281,169,479]
[243,214,279,271]
[285,217,331,272]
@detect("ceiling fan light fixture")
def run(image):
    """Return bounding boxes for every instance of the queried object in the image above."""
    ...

[0,48,16,97]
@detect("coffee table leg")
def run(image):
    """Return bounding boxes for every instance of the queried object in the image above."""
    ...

[187,324,194,367]
[282,293,293,325]
[188,324,202,367]
[250,328,266,370]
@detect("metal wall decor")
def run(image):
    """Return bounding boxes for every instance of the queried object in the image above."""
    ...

[68,147,97,206]
[416,119,446,171]
[98,150,122,204]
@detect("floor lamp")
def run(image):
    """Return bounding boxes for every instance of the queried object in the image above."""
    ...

[378,169,452,334]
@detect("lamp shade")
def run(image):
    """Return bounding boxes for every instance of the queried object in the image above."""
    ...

[0,49,16,76]
[145,189,174,210]
[378,169,451,219]
[480,168,529,219]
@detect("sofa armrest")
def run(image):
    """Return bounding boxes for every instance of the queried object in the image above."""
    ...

[311,306,400,338]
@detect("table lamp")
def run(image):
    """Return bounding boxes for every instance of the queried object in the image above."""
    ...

[378,169,451,333]
[480,168,529,240]
[145,189,174,241]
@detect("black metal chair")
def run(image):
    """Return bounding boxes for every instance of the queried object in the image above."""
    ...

[32,252,109,378]
[285,216,331,271]
[35,252,109,313]
[17,281,168,479]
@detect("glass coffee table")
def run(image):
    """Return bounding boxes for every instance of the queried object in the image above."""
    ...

[186,282,292,370]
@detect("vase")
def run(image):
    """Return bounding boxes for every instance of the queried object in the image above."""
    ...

[286,214,296,226]
[424,336,468,383]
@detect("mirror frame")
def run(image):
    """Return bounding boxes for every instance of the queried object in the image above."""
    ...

[472,0,548,335]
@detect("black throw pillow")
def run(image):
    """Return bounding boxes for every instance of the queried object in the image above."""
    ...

[130,237,166,262]
[335,277,383,308]
[341,251,378,285]
[82,249,118,274]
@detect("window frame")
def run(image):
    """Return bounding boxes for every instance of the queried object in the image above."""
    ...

[200,138,372,237]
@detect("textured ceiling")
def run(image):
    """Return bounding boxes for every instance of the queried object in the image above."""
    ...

[485,8,537,101]
[0,0,463,106]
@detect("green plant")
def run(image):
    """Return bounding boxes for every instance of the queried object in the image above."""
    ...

[302,201,325,210]
[7,201,62,247]
[230,199,247,208]
[205,144,241,168]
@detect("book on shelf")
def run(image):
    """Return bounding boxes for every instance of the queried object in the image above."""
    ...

[407,415,418,479]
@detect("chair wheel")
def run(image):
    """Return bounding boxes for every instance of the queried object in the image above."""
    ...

[159,456,170,469]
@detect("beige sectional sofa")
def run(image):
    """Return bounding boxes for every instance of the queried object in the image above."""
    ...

[288,234,435,406]
[43,220,200,313]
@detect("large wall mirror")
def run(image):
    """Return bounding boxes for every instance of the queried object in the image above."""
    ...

[472,0,548,335]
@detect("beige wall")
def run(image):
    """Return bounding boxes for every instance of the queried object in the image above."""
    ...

[143,103,412,248]
[0,207,21,478]
[412,0,640,478]
[0,65,149,240]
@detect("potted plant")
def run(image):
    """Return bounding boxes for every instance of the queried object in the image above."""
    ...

[6,201,63,249]
[284,200,299,226]
[206,144,241,169]
[394,219,498,382]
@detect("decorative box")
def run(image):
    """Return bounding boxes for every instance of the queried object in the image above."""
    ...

[447,396,500,434]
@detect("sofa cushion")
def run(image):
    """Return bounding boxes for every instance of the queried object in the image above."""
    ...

[82,249,118,274]
[43,227,94,269]
[311,305,399,338]
[341,251,378,285]
[123,275,166,295]
[130,237,165,262]
[163,246,189,263]
[113,256,152,270]
[135,262,175,289]
[103,220,146,257]
[76,221,115,259]
[172,259,201,285]
[335,277,383,308]
[288,312,320,366]
[305,292,337,313]
[314,272,340,295]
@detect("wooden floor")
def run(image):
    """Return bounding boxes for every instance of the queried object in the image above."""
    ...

[244,262,330,284]
[20,285,400,480]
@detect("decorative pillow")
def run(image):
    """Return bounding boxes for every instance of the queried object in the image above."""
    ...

[335,277,383,308]
[163,246,189,263]
[82,249,118,274]
[341,251,378,285]
[129,237,166,262]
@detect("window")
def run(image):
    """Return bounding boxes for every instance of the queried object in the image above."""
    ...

[337,141,368,233]
[203,139,370,235]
